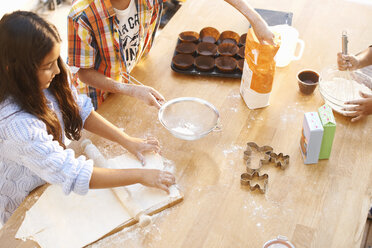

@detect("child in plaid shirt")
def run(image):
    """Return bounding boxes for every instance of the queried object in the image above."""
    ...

[67,0,275,109]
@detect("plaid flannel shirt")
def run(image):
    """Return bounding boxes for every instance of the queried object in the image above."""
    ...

[67,0,164,108]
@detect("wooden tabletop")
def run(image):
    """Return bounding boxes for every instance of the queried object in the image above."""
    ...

[1,0,372,247]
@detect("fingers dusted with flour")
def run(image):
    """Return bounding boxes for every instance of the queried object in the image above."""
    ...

[131,137,161,166]
[83,111,161,165]
[128,84,166,109]
[140,170,176,194]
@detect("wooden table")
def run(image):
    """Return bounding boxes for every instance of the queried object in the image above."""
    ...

[1,0,372,247]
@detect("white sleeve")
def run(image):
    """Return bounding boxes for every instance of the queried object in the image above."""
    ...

[70,83,94,124]
[3,116,93,195]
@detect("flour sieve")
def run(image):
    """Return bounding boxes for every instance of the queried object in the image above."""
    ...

[158,97,221,140]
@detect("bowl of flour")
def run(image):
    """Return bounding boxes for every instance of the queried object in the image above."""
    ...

[319,67,372,115]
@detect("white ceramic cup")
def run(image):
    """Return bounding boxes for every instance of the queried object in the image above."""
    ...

[270,24,305,67]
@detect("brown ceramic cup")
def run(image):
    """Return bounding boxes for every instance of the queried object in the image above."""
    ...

[237,59,244,72]
[176,42,196,54]
[237,46,245,59]
[178,31,199,43]
[195,56,215,72]
[172,54,194,70]
[199,27,220,44]
[196,42,217,56]
[215,56,237,72]
[297,69,320,95]
[219,30,240,45]
[239,33,247,46]
[217,43,238,57]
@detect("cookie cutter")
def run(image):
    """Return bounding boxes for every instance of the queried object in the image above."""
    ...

[243,142,273,174]
[241,142,290,194]
[268,152,290,170]
[240,171,269,194]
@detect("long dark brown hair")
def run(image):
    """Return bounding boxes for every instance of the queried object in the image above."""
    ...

[0,11,83,148]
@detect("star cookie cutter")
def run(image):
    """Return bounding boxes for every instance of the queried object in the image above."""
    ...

[243,142,273,174]
[269,152,290,170]
[240,171,269,194]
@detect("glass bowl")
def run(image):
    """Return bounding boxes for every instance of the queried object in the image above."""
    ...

[319,87,354,115]
[319,67,371,103]
[318,66,372,115]
[158,97,220,140]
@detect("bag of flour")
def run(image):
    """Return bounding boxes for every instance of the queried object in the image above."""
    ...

[240,28,280,109]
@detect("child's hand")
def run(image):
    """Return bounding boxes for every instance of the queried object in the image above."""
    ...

[131,85,165,109]
[140,169,176,193]
[251,19,275,45]
[126,136,161,165]
[337,52,359,71]
[343,91,372,122]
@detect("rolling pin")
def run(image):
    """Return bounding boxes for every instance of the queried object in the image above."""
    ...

[81,139,152,227]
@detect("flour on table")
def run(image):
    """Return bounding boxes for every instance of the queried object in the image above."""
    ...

[15,153,181,248]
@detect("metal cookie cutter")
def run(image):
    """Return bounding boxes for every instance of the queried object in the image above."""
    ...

[243,142,273,174]
[240,171,269,194]
[268,152,290,170]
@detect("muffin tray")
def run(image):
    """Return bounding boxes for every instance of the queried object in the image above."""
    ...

[171,31,245,78]
[170,8,293,78]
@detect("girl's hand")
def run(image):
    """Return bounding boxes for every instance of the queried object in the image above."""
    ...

[343,91,372,122]
[337,52,359,71]
[251,19,275,45]
[125,136,161,165]
[140,169,175,193]
[131,85,165,109]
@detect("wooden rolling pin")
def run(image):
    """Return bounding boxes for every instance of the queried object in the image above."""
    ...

[81,139,152,227]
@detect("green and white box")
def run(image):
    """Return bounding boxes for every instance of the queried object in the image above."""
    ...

[317,104,336,159]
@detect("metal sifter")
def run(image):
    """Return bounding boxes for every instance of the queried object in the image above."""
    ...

[158,97,221,140]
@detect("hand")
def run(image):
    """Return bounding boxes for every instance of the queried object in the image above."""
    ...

[337,52,359,71]
[343,91,372,122]
[131,84,165,109]
[140,169,176,193]
[125,136,161,165]
[251,19,275,45]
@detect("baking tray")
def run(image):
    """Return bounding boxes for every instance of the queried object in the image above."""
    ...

[171,39,243,78]
[170,8,293,78]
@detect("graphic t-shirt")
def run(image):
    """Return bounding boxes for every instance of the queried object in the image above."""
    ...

[114,0,139,72]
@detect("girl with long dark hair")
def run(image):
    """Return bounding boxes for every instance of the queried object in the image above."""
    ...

[0,11,175,225]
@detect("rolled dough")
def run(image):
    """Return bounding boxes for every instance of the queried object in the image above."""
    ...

[15,153,181,248]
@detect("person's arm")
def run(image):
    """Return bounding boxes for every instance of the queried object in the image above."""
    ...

[68,15,164,108]
[2,114,94,196]
[356,46,372,69]
[82,110,175,192]
[89,167,175,193]
[78,68,165,109]
[224,0,275,45]
[337,46,372,71]
[83,110,159,164]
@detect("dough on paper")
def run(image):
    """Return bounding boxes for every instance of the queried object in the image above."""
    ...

[16,153,180,248]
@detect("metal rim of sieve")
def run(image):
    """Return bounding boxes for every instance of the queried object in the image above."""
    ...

[158,97,220,140]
